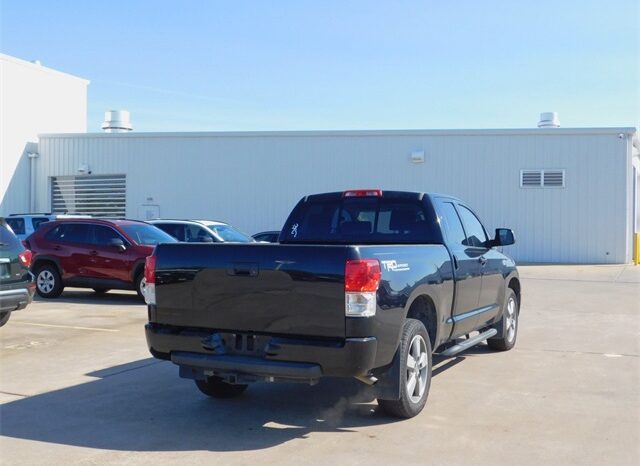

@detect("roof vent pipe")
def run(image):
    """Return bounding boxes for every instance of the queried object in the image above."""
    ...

[537,112,560,128]
[102,110,133,133]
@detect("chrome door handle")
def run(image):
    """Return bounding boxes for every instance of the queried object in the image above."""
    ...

[479,256,487,266]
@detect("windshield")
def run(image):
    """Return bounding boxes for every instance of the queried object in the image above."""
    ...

[209,225,253,243]
[281,197,441,244]
[121,224,178,245]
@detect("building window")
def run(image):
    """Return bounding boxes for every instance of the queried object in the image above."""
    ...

[520,169,565,188]
[51,175,126,218]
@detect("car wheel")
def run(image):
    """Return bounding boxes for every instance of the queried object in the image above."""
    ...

[487,288,519,351]
[378,318,432,418]
[134,274,145,299]
[0,311,11,327]
[35,264,64,299]
[93,288,111,294]
[195,376,248,398]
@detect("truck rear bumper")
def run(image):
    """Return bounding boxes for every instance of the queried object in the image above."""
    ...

[145,323,377,378]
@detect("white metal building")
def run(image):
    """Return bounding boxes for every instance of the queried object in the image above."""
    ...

[0,54,88,216]
[17,126,640,264]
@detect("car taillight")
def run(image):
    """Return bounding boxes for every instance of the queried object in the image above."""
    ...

[144,254,157,305]
[345,259,381,317]
[18,250,33,268]
[343,189,383,198]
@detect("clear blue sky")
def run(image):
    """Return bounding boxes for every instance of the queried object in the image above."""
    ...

[1,0,638,132]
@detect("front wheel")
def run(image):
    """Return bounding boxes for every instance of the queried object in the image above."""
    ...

[195,376,248,398]
[487,288,519,351]
[378,318,432,418]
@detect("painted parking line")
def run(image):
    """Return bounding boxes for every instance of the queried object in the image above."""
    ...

[10,322,119,332]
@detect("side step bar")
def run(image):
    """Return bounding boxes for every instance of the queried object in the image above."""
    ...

[439,328,497,357]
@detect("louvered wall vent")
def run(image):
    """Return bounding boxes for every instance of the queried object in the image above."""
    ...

[51,174,126,217]
[520,170,565,188]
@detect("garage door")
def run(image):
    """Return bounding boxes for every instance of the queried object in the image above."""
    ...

[51,175,126,218]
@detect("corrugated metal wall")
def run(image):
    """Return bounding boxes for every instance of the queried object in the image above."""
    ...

[35,129,633,263]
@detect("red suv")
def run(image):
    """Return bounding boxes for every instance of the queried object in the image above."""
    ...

[25,219,177,299]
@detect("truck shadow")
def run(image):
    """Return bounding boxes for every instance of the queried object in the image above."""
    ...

[0,354,467,452]
[34,289,143,306]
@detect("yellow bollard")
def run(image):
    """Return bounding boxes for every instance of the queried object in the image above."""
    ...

[636,233,640,265]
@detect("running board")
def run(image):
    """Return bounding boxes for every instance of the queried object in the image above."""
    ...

[439,328,498,357]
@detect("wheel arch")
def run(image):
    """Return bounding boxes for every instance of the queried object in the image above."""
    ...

[32,256,63,275]
[507,276,521,307]
[130,259,146,282]
[405,294,439,351]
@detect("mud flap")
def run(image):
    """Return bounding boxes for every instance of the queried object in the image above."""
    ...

[367,350,401,400]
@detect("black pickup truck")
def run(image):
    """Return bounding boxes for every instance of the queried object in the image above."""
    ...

[145,190,520,418]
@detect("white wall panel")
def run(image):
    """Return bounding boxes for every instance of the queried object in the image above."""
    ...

[0,54,88,215]
[35,128,636,263]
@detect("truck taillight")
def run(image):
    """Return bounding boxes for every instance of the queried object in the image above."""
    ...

[343,189,382,198]
[345,259,381,317]
[144,254,157,305]
[18,250,33,268]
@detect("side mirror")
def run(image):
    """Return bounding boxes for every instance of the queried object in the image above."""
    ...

[493,228,515,247]
[109,237,127,251]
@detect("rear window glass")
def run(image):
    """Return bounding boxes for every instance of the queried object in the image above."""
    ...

[5,218,25,235]
[282,197,440,244]
[0,224,23,249]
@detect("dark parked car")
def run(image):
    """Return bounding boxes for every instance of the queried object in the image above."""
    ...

[25,219,177,299]
[0,218,35,327]
[145,189,519,418]
[252,231,280,243]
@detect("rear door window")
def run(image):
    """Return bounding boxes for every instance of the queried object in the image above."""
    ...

[5,218,25,235]
[31,217,50,230]
[155,223,186,241]
[45,224,91,244]
[185,225,213,242]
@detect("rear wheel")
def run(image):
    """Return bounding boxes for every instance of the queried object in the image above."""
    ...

[195,376,248,398]
[35,264,64,299]
[0,311,11,327]
[487,288,519,351]
[134,273,145,299]
[378,318,432,418]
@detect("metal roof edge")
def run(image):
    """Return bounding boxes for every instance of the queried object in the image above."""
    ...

[0,53,90,85]
[38,127,638,139]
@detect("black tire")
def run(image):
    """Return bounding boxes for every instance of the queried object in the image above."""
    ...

[0,311,11,327]
[487,288,519,351]
[35,264,64,299]
[93,288,111,294]
[195,376,248,398]
[378,318,432,418]
[134,273,145,299]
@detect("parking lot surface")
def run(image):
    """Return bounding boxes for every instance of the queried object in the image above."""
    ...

[1,265,638,465]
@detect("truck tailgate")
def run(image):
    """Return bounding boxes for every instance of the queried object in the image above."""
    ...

[154,243,351,338]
